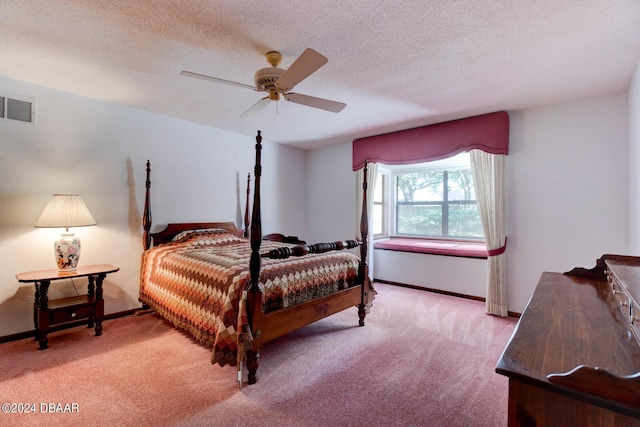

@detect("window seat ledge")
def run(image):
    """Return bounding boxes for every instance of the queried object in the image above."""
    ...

[374,238,488,259]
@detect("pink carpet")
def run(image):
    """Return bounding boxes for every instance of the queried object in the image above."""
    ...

[0,283,517,426]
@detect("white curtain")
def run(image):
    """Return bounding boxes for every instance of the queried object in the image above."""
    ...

[470,150,508,317]
[356,162,378,280]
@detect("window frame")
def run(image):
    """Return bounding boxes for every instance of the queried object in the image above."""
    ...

[375,154,484,242]
[372,170,389,240]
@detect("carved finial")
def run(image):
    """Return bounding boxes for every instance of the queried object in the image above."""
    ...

[143,160,152,250]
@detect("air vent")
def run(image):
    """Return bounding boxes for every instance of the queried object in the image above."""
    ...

[0,93,35,124]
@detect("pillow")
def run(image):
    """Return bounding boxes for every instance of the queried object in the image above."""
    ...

[171,228,246,246]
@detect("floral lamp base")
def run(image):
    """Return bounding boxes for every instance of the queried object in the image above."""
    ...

[55,233,81,271]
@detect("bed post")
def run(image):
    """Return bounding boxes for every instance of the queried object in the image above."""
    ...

[244,173,250,238]
[143,160,152,250]
[358,160,370,326]
[246,131,263,384]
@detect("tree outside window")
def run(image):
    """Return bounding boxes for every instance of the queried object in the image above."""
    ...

[396,167,482,239]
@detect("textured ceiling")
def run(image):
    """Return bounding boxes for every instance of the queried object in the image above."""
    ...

[1,1,640,149]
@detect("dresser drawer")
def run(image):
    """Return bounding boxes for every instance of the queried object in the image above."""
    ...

[607,272,631,318]
[606,260,640,345]
[630,302,640,344]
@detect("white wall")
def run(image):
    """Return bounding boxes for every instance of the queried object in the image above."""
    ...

[307,92,629,314]
[507,93,629,311]
[0,76,306,337]
[374,251,487,297]
[630,59,640,254]
[306,142,357,244]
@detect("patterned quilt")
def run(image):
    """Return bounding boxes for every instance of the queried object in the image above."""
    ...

[139,228,360,367]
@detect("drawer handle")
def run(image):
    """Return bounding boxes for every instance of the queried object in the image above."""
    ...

[71,312,76,318]
[620,301,629,308]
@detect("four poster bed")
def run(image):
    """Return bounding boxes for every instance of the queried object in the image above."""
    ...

[139,131,375,384]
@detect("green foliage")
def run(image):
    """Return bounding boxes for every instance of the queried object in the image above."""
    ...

[396,168,482,239]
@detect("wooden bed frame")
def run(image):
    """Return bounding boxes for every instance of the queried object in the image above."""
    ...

[141,130,374,384]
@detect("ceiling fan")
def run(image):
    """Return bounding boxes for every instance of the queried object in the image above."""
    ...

[180,48,346,117]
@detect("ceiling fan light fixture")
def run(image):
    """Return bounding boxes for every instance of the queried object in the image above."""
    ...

[268,88,280,101]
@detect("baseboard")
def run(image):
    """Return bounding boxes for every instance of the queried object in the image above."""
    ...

[374,279,521,318]
[0,307,149,344]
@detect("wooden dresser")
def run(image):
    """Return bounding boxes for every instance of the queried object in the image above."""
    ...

[496,254,640,426]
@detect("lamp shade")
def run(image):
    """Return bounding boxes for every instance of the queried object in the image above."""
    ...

[35,194,96,271]
[35,194,97,229]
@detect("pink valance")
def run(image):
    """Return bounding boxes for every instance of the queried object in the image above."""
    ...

[352,111,509,170]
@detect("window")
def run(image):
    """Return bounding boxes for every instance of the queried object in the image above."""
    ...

[372,173,387,238]
[375,153,484,241]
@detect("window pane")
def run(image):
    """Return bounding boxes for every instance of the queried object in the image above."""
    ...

[397,204,442,236]
[373,173,387,237]
[373,205,383,235]
[448,202,483,238]
[446,168,482,238]
[397,172,443,202]
[447,169,475,201]
[374,174,384,203]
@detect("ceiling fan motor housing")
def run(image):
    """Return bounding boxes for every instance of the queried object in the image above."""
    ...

[254,67,285,91]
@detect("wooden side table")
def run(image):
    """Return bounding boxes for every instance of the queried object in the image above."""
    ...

[16,264,119,349]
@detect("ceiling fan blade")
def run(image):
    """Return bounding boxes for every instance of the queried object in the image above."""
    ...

[180,71,256,91]
[285,93,346,113]
[240,97,272,117]
[275,48,328,92]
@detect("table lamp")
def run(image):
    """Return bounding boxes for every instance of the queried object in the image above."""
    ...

[35,194,97,271]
